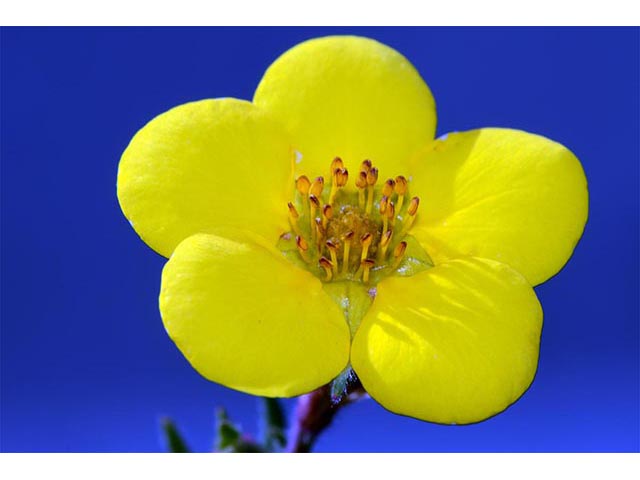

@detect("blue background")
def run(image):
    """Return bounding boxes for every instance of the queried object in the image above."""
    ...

[1,27,638,452]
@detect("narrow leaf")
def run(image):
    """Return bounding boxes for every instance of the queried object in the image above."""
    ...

[260,397,287,451]
[161,417,191,453]
[215,408,241,451]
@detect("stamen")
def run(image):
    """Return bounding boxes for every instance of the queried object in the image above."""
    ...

[387,201,396,227]
[326,240,339,275]
[315,218,325,251]
[296,175,311,196]
[379,229,392,260]
[319,256,334,281]
[362,259,375,284]
[335,168,349,187]
[392,241,408,269]
[287,202,302,236]
[365,167,379,214]
[322,204,333,229]
[382,178,395,197]
[329,168,349,205]
[287,157,416,284]
[355,171,367,209]
[379,195,389,236]
[310,176,324,197]
[401,196,419,234]
[407,196,420,215]
[360,232,373,261]
[309,194,320,239]
[394,175,407,213]
[296,235,311,263]
[342,231,354,275]
[331,156,344,173]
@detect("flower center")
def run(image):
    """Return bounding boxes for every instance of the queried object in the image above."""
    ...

[281,157,421,284]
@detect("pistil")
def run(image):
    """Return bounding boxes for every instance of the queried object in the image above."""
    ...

[341,231,354,275]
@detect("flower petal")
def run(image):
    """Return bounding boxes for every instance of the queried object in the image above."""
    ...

[253,36,436,176]
[160,231,350,397]
[117,98,294,258]
[351,257,542,425]
[409,128,588,286]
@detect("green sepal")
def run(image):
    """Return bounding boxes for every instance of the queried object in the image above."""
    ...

[323,280,373,337]
[160,417,191,453]
[330,366,355,404]
[391,234,434,277]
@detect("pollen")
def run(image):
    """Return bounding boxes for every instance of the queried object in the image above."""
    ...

[286,158,421,283]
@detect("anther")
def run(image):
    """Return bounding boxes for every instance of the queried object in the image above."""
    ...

[322,204,333,229]
[287,202,299,219]
[401,196,419,234]
[319,256,334,281]
[379,195,389,236]
[366,167,379,186]
[296,235,311,263]
[287,202,302,236]
[360,159,372,174]
[362,259,375,284]
[360,232,373,261]
[331,157,344,173]
[326,240,339,275]
[309,194,320,209]
[310,176,324,197]
[355,171,367,209]
[335,168,349,187]
[309,194,320,239]
[296,175,311,195]
[394,175,407,212]
[379,195,389,215]
[379,229,393,260]
[387,201,396,227]
[342,231,354,275]
[392,241,408,269]
[365,167,379,214]
[329,168,349,205]
[407,196,420,216]
[382,178,396,197]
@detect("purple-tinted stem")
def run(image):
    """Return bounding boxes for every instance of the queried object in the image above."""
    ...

[287,379,366,453]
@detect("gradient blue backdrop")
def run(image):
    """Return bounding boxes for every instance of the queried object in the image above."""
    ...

[1,27,638,452]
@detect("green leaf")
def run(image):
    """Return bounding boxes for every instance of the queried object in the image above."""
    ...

[260,397,287,451]
[161,417,191,453]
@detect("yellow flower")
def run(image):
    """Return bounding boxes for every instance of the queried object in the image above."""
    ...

[117,36,588,425]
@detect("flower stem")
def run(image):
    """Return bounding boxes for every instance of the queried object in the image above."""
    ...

[287,375,366,453]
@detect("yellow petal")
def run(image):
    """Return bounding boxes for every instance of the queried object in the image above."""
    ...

[160,231,350,397]
[351,257,542,425]
[117,98,294,258]
[254,36,436,176]
[409,128,588,286]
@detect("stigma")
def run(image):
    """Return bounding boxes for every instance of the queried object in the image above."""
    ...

[285,157,420,284]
